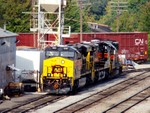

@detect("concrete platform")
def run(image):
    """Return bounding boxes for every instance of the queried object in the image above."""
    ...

[134,64,150,70]
[123,61,150,71]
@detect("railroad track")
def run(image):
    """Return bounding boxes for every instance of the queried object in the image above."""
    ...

[103,86,150,113]
[0,94,66,113]
[0,70,148,113]
[54,71,150,113]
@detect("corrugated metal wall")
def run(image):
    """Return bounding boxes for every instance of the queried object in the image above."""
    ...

[0,37,16,88]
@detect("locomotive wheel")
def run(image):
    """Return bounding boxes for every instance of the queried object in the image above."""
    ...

[86,74,92,85]
[94,72,99,83]
[99,71,106,80]
[72,79,79,94]
[115,67,121,77]
[119,66,123,74]
[114,65,122,77]
[104,69,111,79]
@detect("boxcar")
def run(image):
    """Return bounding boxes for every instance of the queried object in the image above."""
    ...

[17,32,148,62]
[63,32,148,62]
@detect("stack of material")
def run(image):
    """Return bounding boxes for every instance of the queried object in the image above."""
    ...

[4,82,23,97]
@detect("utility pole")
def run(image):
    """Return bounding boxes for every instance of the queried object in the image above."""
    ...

[58,0,62,45]
[78,0,92,42]
[78,0,102,41]
[116,1,120,32]
[110,0,128,32]
[79,0,83,43]
[32,0,36,48]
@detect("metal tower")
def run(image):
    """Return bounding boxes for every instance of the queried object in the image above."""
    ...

[30,0,70,49]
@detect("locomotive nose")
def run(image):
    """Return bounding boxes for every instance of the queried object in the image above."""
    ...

[53,80,59,89]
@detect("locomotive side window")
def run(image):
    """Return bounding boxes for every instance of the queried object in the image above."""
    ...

[73,51,81,60]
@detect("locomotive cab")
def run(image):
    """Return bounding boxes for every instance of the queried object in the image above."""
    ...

[45,45,81,60]
[103,41,122,75]
[74,42,94,72]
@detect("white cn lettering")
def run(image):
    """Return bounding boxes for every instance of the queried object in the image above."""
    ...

[135,39,144,45]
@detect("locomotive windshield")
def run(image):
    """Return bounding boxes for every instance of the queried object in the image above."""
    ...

[45,46,77,59]
[45,51,75,58]
[46,51,59,57]
[60,51,74,57]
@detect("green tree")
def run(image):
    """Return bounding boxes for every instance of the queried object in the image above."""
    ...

[0,0,6,27]
[99,0,150,32]
[128,0,148,12]
[0,0,31,32]
[89,0,108,20]
[64,0,89,32]
[138,2,150,33]
[111,11,139,32]
[99,1,115,25]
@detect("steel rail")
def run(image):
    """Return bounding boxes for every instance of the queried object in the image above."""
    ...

[102,86,150,113]
[1,95,66,113]
[54,71,150,113]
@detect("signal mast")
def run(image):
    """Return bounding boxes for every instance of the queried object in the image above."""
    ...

[30,0,70,49]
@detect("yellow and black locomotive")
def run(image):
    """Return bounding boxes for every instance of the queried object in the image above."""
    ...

[41,40,122,93]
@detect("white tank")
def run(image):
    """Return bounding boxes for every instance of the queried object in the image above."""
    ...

[20,70,39,83]
[15,49,45,81]
[40,0,66,12]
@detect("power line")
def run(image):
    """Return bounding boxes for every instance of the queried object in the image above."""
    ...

[77,0,102,42]
[79,0,83,42]
[110,0,128,32]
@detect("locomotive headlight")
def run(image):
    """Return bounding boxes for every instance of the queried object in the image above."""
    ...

[63,74,67,77]
[47,73,51,77]
[61,60,65,64]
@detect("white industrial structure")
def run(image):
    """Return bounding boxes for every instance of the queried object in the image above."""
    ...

[16,49,45,91]
[30,0,70,49]
[16,49,45,72]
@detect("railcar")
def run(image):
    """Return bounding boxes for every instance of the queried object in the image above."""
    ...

[17,32,148,63]
[40,40,122,94]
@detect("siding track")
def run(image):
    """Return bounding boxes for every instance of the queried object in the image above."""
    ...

[54,71,150,113]
[0,95,66,113]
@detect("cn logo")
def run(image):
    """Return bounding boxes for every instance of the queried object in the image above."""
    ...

[135,39,144,45]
